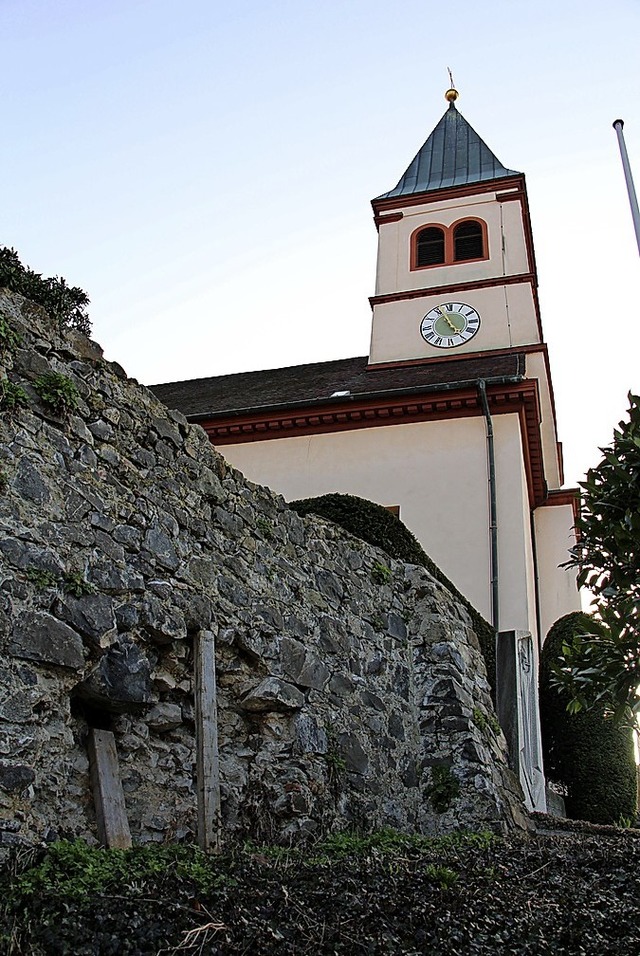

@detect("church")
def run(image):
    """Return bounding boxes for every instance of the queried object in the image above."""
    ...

[152,88,581,650]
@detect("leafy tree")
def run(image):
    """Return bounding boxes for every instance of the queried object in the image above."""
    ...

[558,394,640,722]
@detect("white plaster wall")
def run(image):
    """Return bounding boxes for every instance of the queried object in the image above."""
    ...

[219,412,542,637]
[222,418,492,617]
[525,351,562,489]
[369,281,539,365]
[374,189,529,297]
[534,504,581,641]
[500,199,529,277]
[493,415,539,640]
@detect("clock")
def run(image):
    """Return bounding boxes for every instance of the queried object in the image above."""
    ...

[420,302,481,349]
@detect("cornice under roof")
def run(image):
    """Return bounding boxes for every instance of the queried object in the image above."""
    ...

[151,352,523,420]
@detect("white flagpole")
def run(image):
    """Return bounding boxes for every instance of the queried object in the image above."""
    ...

[613,118,640,256]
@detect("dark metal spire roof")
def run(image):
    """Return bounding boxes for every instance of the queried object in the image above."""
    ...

[376,101,520,199]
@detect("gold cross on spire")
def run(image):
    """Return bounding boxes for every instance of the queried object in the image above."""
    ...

[445,67,459,103]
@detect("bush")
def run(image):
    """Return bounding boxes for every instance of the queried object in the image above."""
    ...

[289,493,496,698]
[33,372,80,414]
[0,246,91,335]
[540,612,637,825]
[0,314,21,355]
[0,378,28,413]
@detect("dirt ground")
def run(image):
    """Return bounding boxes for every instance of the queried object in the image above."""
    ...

[2,817,640,955]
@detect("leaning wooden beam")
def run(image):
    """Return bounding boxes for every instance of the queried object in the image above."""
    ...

[195,628,221,853]
[88,728,132,849]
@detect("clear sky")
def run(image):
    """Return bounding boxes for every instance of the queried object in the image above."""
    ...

[2,0,639,488]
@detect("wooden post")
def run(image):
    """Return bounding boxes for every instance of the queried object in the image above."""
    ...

[88,728,132,849]
[195,628,221,852]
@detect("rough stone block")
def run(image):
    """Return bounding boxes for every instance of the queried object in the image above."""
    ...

[314,569,344,603]
[337,733,369,775]
[140,594,187,644]
[9,612,84,670]
[240,677,305,712]
[75,639,155,712]
[146,703,183,732]
[0,762,35,793]
[294,714,328,754]
[56,593,116,646]
[386,612,408,640]
[143,525,180,571]
[13,457,50,504]
[281,637,330,690]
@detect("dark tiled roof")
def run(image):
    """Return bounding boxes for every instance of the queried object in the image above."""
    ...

[151,352,524,420]
[376,102,520,199]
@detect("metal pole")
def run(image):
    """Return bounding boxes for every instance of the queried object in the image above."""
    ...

[613,119,640,256]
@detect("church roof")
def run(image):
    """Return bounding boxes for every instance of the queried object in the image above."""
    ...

[376,101,521,199]
[151,352,524,421]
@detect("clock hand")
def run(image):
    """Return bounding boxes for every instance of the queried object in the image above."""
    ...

[438,307,463,334]
[438,307,457,332]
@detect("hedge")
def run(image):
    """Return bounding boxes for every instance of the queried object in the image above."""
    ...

[539,612,637,825]
[289,493,496,699]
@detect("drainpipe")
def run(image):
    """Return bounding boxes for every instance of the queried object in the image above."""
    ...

[477,380,499,645]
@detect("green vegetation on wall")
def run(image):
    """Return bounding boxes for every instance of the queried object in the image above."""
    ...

[0,246,91,336]
[539,612,637,825]
[33,372,80,415]
[0,379,28,413]
[0,313,21,355]
[289,493,496,698]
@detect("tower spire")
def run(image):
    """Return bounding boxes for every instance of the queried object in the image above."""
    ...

[375,89,519,199]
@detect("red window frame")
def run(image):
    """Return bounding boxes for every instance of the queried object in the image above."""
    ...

[410,217,489,272]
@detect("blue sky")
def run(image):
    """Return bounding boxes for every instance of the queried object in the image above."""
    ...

[2,0,640,486]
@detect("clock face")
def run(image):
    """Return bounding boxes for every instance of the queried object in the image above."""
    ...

[420,302,481,349]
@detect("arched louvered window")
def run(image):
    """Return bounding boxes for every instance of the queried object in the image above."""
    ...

[453,220,484,261]
[416,227,445,267]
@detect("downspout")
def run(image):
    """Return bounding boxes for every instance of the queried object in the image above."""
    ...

[477,380,499,647]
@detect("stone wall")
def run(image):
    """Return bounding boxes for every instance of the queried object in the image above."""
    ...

[0,289,528,851]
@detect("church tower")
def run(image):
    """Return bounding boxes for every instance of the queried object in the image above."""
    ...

[369,88,542,366]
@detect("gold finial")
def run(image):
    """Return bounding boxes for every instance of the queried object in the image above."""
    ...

[445,67,458,103]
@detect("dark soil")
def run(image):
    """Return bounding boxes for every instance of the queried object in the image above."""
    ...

[2,821,640,956]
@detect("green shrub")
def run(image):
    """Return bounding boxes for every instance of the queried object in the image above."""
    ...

[0,314,21,355]
[0,378,28,413]
[290,493,496,698]
[12,839,229,900]
[371,561,392,585]
[0,246,91,335]
[63,571,96,597]
[540,611,637,825]
[25,567,59,589]
[427,765,461,813]
[33,372,80,414]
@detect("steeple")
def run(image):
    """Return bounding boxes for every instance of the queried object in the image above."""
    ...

[377,91,520,199]
[368,87,538,368]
